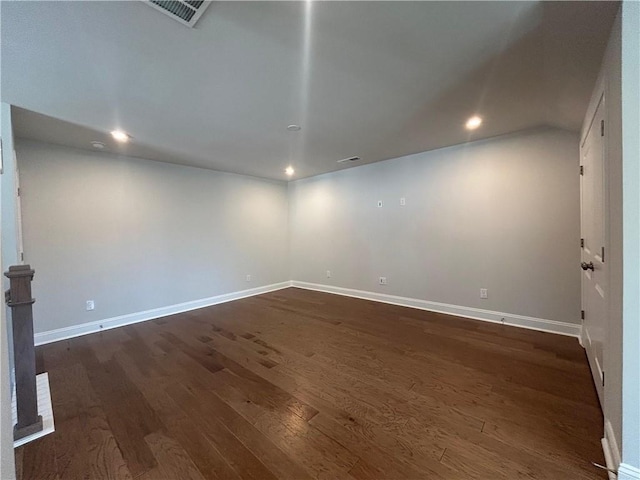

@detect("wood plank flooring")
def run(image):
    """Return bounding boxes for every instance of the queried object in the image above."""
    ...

[15,287,606,479]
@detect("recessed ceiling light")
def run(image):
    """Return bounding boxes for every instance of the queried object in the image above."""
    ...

[465,116,483,130]
[91,141,106,150]
[285,166,295,176]
[286,125,301,132]
[110,130,131,142]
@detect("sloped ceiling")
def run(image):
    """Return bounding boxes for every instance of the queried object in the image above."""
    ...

[1,1,618,180]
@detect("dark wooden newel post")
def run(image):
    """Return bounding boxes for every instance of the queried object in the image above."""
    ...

[5,264,43,441]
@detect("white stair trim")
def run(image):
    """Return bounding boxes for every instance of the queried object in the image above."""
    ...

[12,373,54,448]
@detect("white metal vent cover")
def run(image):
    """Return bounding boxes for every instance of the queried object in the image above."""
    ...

[145,0,212,28]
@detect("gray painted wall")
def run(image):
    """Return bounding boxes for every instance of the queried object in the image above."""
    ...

[621,0,640,472]
[1,103,17,480]
[1,103,20,270]
[17,140,289,335]
[1,103,18,385]
[605,9,626,465]
[289,128,581,324]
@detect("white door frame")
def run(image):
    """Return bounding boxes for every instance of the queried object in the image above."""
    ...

[580,90,609,407]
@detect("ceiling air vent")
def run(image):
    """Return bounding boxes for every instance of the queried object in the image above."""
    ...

[337,156,361,164]
[146,0,212,28]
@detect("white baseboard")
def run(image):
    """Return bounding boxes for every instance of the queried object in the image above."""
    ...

[34,281,292,346]
[34,280,582,345]
[291,281,582,338]
[619,464,640,480]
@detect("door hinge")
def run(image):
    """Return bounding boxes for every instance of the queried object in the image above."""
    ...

[580,165,584,176]
[581,238,584,248]
[602,371,605,387]
[17,187,20,197]
[601,120,605,137]
[20,252,24,262]
[581,310,585,320]
[601,246,605,262]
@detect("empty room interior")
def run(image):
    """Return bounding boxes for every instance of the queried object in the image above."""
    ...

[1,1,639,479]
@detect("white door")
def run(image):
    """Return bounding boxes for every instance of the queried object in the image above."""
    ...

[580,94,607,406]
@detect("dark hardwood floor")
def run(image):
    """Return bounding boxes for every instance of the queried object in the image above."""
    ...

[16,287,606,479]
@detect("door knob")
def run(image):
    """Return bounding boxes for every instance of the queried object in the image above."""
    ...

[581,261,595,271]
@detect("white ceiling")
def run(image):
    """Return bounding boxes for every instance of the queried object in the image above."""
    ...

[1,1,618,181]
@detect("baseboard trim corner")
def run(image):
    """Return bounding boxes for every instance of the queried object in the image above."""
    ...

[618,464,640,480]
[603,419,622,472]
[34,281,292,345]
[34,280,582,344]
[291,281,581,338]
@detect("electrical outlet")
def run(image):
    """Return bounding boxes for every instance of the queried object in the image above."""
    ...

[480,288,488,299]
[246,274,251,282]
[400,197,406,206]
[379,276,387,285]
[377,200,383,208]
[86,300,95,311]
[326,270,331,278]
